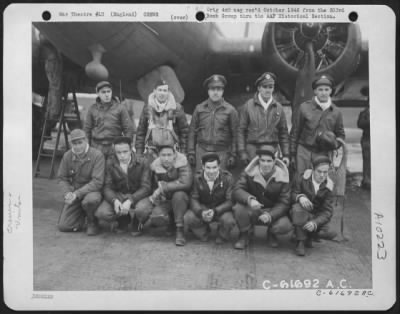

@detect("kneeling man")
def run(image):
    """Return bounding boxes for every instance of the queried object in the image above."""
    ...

[184,153,236,244]
[233,145,293,249]
[57,129,105,235]
[134,145,193,246]
[290,155,334,256]
[95,136,151,233]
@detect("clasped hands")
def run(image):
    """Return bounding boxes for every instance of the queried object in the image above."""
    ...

[114,199,132,216]
[248,198,272,225]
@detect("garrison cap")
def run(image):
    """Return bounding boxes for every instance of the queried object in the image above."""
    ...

[95,81,112,92]
[201,152,220,165]
[255,72,277,87]
[113,136,132,146]
[203,74,227,89]
[256,145,276,159]
[154,78,169,89]
[312,74,334,89]
[311,154,331,168]
[70,129,86,142]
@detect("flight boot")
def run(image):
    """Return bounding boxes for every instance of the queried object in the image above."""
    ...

[295,240,306,256]
[86,218,100,236]
[234,231,249,250]
[267,229,279,248]
[130,216,144,237]
[175,226,186,246]
[305,236,313,248]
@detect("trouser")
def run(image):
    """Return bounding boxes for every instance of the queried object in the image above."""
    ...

[58,192,102,232]
[134,191,189,228]
[91,141,114,159]
[361,136,371,186]
[195,144,230,170]
[246,143,280,161]
[183,210,237,240]
[233,203,293,234]
[296,144,332,176]
[290,203,329,240]
[95,199,132,227]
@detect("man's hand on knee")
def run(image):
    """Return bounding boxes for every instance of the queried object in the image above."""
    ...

[202,209,214,223]
[113,199,123,216]
[303,221,317,232]
[299,196,313,211]
[258,212,272,224]
[121,199,132,216]
[64,192,77,205]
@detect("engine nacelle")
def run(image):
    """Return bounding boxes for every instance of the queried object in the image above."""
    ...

[261,23,362,99]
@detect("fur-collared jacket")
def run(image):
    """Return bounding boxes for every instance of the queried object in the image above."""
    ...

[233,158,291,222]
[150,152,193,197]
[291,169,334,227]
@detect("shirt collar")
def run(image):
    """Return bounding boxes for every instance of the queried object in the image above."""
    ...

[311,174,323,190]
[258,93,273,110]
[207,98,224,108]
[119,154,132,167]
[314,96,331,111]
[204,171,220,182]
[154,98,167,112]
[72,144,89,160]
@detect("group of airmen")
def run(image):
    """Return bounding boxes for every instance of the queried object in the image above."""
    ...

[57,71,345,256]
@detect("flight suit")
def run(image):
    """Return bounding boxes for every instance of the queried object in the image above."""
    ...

[84,98,134,159]
[134,152,192,228]
[187,98,238,170]
[290,98,345,175]
[57,147,105,231]
[290,169,334,241]
[136,92,189,161]
[184,170,236,240]
[95,153,151,227]
[232,159,293,236]
[357,107,370,189]
[238,94,289,161]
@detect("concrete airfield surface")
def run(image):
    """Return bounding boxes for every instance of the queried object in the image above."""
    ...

[32,140,371,291]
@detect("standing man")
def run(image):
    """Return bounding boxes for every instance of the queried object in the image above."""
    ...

[187,74,239,170]
[135,79,189,161]
[290,74,345,175]
[184,153,237,244]
[238,72,290,166]
[84,81,135,159]
[57,129,105,235]
[357,87,370,190]
[134,145,193,246]
[95,136,152,233]
[232,145,293,249]
[290,155,334,256]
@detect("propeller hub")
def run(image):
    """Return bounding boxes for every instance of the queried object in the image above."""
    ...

[300,23,322,39]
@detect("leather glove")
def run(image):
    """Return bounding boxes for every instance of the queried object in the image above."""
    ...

[188,153,196,167]
[240,151,250,166]
[226,155,236,169]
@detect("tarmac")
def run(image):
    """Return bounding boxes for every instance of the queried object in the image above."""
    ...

[33,152,371,291]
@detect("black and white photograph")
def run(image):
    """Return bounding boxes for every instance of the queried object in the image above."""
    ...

[3,3,396,311]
